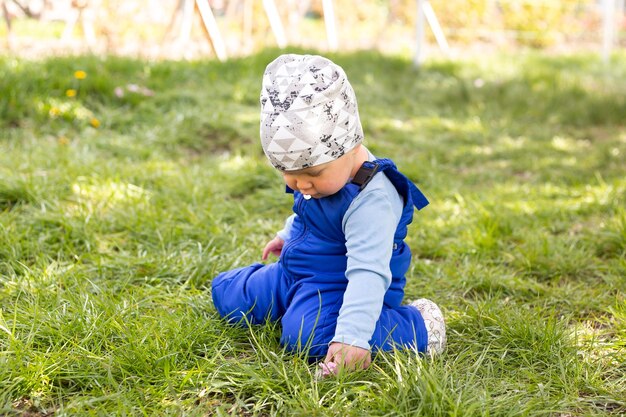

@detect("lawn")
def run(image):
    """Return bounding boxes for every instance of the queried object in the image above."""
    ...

[0,49,625,416]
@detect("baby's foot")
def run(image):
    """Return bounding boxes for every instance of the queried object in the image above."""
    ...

[410,298,446,355]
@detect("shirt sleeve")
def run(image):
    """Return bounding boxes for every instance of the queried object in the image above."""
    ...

[330,187,403,350]
[276,214,296,241]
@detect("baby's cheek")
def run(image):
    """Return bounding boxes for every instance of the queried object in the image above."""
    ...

[322,182,342,194]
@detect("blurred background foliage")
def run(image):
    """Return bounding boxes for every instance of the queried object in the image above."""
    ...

[0,0,623,58]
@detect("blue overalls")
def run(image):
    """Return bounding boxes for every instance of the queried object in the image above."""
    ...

[212,159,429,358]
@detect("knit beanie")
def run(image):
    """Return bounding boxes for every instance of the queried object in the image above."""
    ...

[260,54,364,171]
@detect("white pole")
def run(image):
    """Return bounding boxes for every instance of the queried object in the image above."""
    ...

[179,0,194,45]
[80,4,96,46]
[322,0,338,51]
[602,0,616,63]
[423,1,449,54]
[195,0,228,61]
[414,0,425,66]
[263,0,287,48]
[243,0,253,52]
[62,8,80,41]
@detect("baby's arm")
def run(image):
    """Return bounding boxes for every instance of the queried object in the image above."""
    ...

[328,187,402,371]
[262,214,296,260]
[262,236,284,260]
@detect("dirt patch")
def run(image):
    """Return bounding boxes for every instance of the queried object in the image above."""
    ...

[11,398,55,417]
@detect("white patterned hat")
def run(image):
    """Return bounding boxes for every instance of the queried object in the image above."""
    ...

[260,54,364,171]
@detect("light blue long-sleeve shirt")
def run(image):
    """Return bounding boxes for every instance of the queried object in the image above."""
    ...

[276,156,403,350]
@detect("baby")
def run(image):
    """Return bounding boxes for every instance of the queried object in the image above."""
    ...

[212,54,445,372]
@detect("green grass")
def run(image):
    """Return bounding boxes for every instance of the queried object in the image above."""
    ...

[1,49,625,416]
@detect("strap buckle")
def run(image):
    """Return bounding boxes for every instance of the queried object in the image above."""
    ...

[351,161,379,190]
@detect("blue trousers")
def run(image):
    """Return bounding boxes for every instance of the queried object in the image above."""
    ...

[212,262,427,358]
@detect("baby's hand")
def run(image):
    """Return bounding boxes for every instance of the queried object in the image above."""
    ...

[262,236,284,260]
[322,342,371,376]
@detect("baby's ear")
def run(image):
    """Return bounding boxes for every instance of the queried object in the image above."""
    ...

[350,143,362,154]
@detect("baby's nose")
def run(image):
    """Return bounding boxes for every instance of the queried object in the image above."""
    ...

[296,179,312,189]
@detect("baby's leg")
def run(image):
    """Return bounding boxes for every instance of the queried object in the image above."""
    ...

[370,304,429,353]
[280,285,344,359]
[211,262,290,325]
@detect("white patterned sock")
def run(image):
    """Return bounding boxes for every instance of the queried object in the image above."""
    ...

[410,298,446,355]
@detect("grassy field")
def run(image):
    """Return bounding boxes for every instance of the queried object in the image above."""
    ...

[1,49,625,416]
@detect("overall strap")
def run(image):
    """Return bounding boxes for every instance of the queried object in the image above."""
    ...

[351,158,429,210]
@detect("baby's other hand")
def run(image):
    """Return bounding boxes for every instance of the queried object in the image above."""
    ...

[323,342,371,374]
[262,236,284,260]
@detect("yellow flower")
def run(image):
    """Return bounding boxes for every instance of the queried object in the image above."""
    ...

[66,89,77,97]
[74,70,87,80]
[49,107,61,117]
[58,136,70,145]
[90,118,100,128]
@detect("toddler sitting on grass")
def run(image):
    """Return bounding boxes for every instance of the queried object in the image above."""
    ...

[212,54,445,373]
